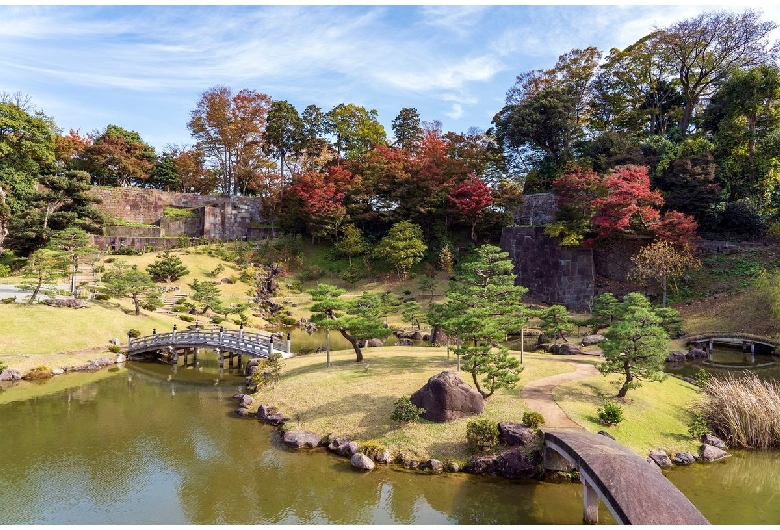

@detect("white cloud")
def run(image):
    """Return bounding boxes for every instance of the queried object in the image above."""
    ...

[445,103,464,120]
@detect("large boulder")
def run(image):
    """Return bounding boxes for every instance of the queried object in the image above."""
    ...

[364,338,384,348]
[350,453,375,471]
[498,422,538,447]
[701,433,727,449]
[699,444,731,462]
[558,344,582,355]
[581,334,606,346]
[328,437,360,457]
[686,348,708,360]
[464,455,497,475]
[666,351,686,363]
[647,449,673,468]
[256,405,289,426]
[672,452,697,465]
[0,369,22,381]
[495,447,542,479]
[282,430,322,449]
[375,449,393,464]
[410,371,484,422]
[235,394,254,408]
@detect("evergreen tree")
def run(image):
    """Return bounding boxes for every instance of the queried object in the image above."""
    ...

[147,251,190,283]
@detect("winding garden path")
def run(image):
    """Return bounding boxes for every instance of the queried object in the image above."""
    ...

[520,359,600,429]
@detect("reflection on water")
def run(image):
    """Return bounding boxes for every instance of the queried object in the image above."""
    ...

[0,364,599,525]
[0,361,777,524]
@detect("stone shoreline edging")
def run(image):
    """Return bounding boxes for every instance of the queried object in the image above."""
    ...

[232,392,549,479]
[0,353,127,381]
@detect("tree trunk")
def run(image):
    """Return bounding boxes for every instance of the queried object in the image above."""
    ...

[618,360,633,398]
[29,276,43,305]
[339,328,363,362]
[132,293,141,315]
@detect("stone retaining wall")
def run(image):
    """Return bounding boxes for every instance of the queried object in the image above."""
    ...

[500,226,595,312]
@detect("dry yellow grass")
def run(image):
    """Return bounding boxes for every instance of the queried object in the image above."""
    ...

[251,347,574,461]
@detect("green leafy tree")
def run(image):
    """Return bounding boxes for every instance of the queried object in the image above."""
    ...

[326,103,387,161]
[146,251,190,283]
[307,283,392,362]
[264,100,304,191]
[401,300,425,330]
[439,245,527,398]
[18,247,69,304]
[374,220,427,280]
[598,292,670,397]
[48,227,96,295]
[540,305,574,345]
[587,292,621,333]
[418,274,437,305]
[336,223,367,266]
[101,262,158,315]
[188,279,223,314]
[391,107,423,151]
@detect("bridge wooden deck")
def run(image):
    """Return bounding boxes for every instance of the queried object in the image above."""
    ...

[544,429,709,525]
[127,329,293,359]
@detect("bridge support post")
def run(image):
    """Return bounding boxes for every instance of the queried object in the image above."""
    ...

[238,354,243,370]
[216,349,223,368]
[543,447,574,471]
[708,340,713,360]
[193,347,199,366]
[582,480,599,524]
[229,353,234,369]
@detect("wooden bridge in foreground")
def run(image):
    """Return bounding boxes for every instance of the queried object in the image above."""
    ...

[543,429,709,524]
[127,328,294,368]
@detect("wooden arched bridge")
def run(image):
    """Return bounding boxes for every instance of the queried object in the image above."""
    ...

[685,331,778,360]
[543,429,709,524]
[127,327,294,368]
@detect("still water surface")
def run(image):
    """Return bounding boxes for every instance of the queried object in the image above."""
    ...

[0,357,778,524]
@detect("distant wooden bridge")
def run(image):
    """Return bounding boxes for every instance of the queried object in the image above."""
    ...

[685,332,778,360]
[127,327,293,368]
[543,429,709,524]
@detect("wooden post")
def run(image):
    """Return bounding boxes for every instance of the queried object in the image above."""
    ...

[286,333,291,355]
[229,352,234,369]
[708,340,714,361]
[326,328,331,368]
[583,480,599,524]
[520,327,524,364]
[193,347,198,365]
[238,354,243,370]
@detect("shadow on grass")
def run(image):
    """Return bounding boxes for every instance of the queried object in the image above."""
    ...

[280,352,455,380]
[554,382,605,405]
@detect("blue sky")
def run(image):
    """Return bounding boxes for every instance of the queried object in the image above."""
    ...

[3,4,780,151]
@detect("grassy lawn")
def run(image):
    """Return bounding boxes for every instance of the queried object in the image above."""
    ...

[553,372,702,455]
[252,347,574,462]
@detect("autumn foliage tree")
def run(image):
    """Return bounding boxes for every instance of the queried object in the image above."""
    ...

[188,86,272,195]
[629,240,700,307]
[448,174,493,241]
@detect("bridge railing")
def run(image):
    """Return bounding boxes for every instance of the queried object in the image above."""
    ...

[127,329,290,357]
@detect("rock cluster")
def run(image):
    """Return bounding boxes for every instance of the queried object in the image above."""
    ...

[645,434,731,469]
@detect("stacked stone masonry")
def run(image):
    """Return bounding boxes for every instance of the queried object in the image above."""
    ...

[500,226,595,312]
[89,187,268,250]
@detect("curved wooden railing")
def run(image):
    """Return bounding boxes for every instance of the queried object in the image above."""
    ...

[127,329,292,358]
[684,332,779,348]
[543,429,709,524]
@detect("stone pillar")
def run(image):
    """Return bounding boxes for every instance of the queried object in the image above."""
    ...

[582,480,599,524]
[286,333,291,355]
[543,447,574,471]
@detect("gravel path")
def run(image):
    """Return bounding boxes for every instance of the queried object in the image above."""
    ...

[520,359,600,429]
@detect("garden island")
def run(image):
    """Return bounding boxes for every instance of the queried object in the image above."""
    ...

[1,7,780,525]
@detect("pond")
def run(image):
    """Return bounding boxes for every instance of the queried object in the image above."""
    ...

[0,358,778,524]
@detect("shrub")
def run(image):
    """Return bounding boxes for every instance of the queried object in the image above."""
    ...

[93,293,110,301]
[250,352,283,389]
[391,396,425,423]
[24,365,53,381]
[111,246,141,255]
[180,315,195,322]
[297,264,324,283]
[522,411,546,429]
[694,368,711,388]
[360,440,386,460]
[466,419,500,454]
[211,316,225,325]
[2,297,15,304]
[341,265,363,284]
[597,399,624,425]
[108,345,122,354]
[128,328,141,338]
[0,263,10,277]
[688,409,709,439]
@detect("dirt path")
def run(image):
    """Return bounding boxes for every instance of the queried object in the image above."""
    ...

[521,359,600,429]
